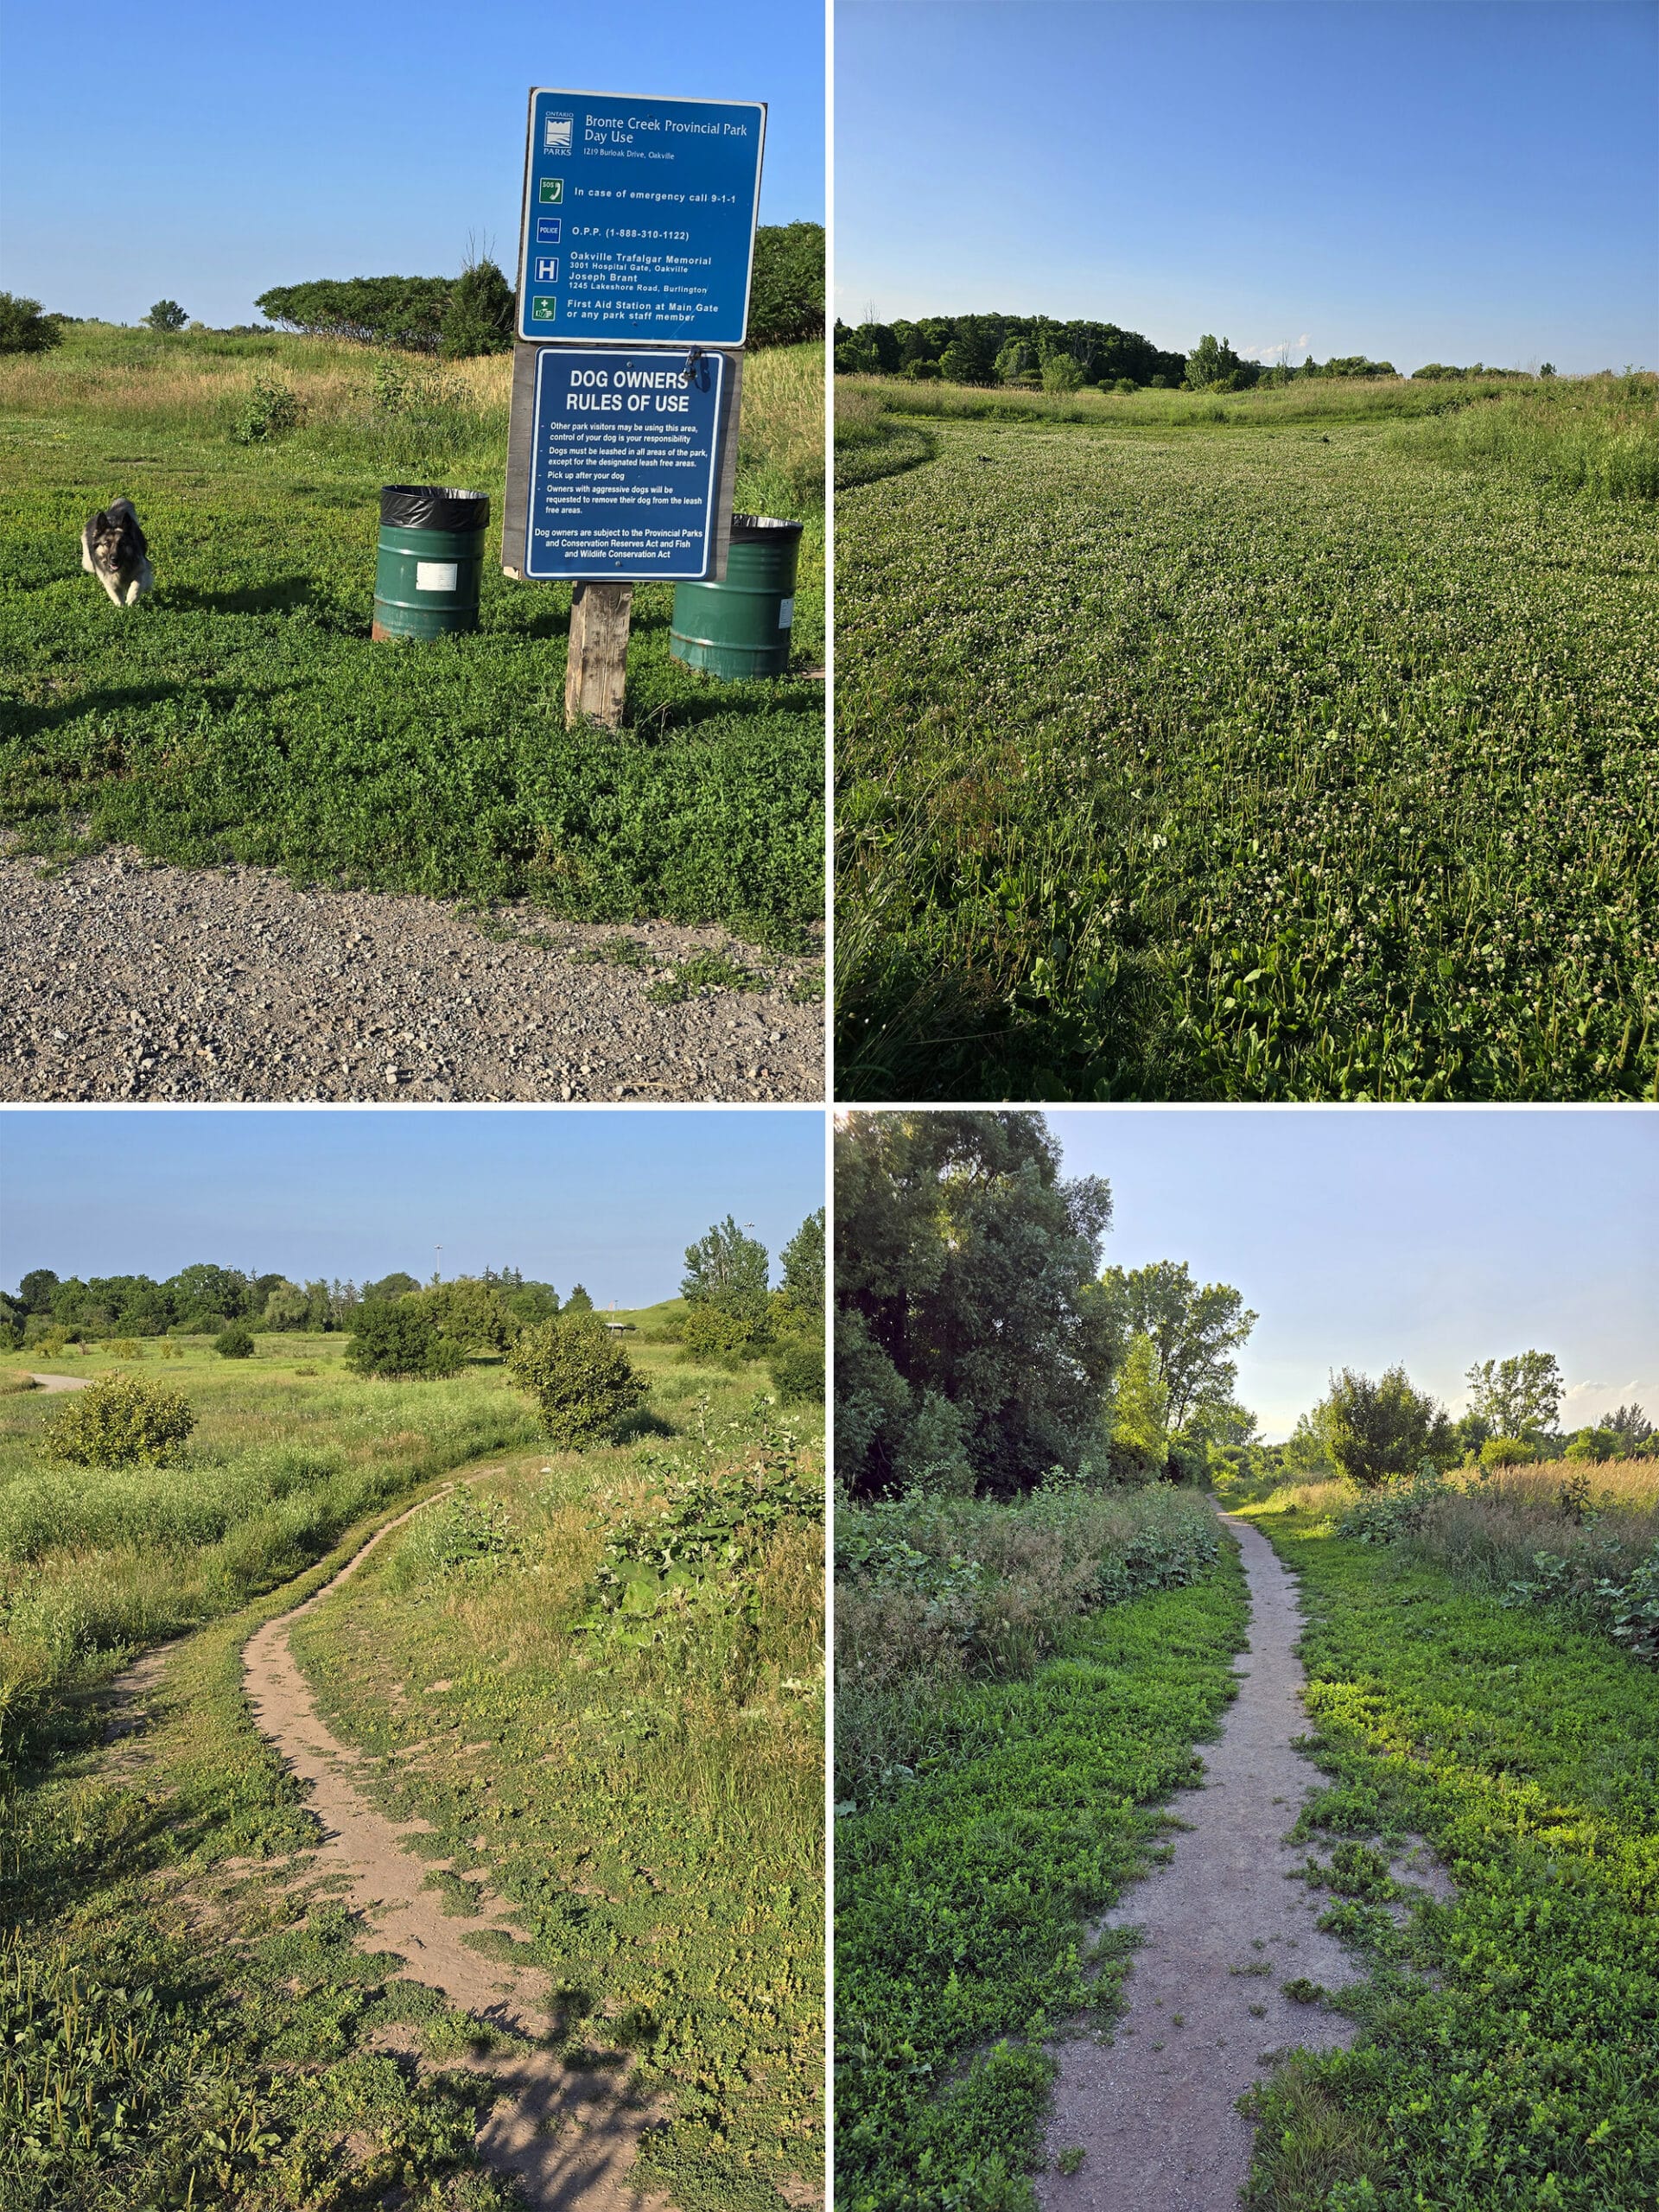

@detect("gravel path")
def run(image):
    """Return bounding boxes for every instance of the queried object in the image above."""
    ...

[0,848,823,1101]
[27,1372,91,1391]
[1036,1513,1369,2212]
[238,1482,668,2211]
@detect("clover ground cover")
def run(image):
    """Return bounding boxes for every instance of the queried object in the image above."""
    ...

[0,328,823,942]
[833,1488,1247,2210]
[836,394,1659,1099]
[1236,1485,1659,2209]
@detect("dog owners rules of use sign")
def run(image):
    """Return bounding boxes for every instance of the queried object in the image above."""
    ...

[522,349,727,581]
[516,90,766,346]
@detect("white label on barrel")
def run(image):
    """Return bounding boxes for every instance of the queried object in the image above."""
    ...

[778,596,794,629]
[416,561,460,593]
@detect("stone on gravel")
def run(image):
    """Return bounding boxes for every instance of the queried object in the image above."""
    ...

[0,847,823,1102]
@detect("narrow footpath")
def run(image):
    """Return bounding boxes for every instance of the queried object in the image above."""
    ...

[238,1484,667,2212]
[1036,1513,1360,2212]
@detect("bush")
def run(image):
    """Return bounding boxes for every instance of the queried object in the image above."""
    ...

[505,1316,647,1446]
[0,293,66,356]
[144,300,188,332]
[439,257,512,358]
[214,1325,255,1360]
[108,1338,142,1360]
[232,377,302,444]
[1481,1434,1541,1469]
[1041,353,1084,394]
[345,1302,468,1381]
[42,1373,195,1468]
[748,221,824,347]
[679,1297,770,1369]
[768,1334,824,1406]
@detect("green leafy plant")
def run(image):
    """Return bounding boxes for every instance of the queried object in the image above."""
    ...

[505,1315,646,1446]
[41,1371,195,1467]
[345,1302,468,1381]
[232,375,302,443]
[580,1402,820,1643]
[214,1325,256,1359]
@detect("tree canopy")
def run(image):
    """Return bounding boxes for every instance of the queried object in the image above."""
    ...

[1096,1261,1256,1434]
[1319,1365,1457,1490]
[836,311,1186,390]
[835,1110,1118,1497]
[682,1217,770,1306]
[1465,1351,1564,1440]
[748,222,824,346]
[0,294,66,356]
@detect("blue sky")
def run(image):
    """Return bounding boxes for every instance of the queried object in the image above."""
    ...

[0,1109,825,1308]
[1050,1109,1659,1438]
[836,0,1658,374]
[0,1,823,328]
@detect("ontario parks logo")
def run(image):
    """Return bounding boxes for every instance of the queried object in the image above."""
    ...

[544,111,574,155]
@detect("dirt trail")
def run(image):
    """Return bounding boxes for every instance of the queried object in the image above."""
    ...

[27,1372,91,1390]
[234,1484,667,2212]
[1036,1512,1370,2212]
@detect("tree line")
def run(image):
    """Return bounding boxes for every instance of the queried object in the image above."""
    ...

[1274,1354,1653,1486]
[0,1263,567,1347]
[833,1112,1651,1501]
[257,223,825,357]
[834,312,1557,394]
[6,1209,826,1409]
[835,1112,1256,1497]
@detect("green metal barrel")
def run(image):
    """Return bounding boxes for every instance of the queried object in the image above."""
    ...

[669,515,804,680]
[372,485,490,640]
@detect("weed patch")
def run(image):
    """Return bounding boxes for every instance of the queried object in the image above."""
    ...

[836,404,1659,1100]
[1235,1496,1659,2207]
[834,1497,1246,2210]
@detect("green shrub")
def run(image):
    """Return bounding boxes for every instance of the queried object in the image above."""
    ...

[748,221,824,348]
[0,293,65,355]
[385,1489,523,1591]
[1481,1434,1540,1469]
[768,1334,824,1405]
[107,1338,142,1360]
[679,1296,770,1369]
[345,1302,468,1381]
[438,257,512,358]
[232,376,302,443]
[214,1325,255,1359]
[41,1373,195,1468]
[505,1316,647,1446]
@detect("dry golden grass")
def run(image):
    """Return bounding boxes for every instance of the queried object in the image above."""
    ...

[1,323,823,508]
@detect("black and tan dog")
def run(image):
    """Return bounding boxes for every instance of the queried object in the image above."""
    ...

[81,498,154,606]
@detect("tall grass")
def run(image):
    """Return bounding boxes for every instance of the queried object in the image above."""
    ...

[291,1356,825,2205]
[0,322,824,510]
[1397,372,1659,501]
[0,1338,539,1756]
[836,368,1497,434]
[836,1482,1222,1807]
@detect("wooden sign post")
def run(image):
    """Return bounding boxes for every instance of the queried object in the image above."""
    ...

[563,583,633,728]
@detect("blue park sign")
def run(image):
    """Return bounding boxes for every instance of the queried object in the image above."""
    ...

[516,89,766,346]
[521,347,728,581]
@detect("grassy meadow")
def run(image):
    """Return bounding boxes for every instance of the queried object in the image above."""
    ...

[1,1320,824,2209]
[1234,1459,1659,2209]
[834,373,1659,1099]
[0,326,825,941]
[833,1484,1244,2210]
